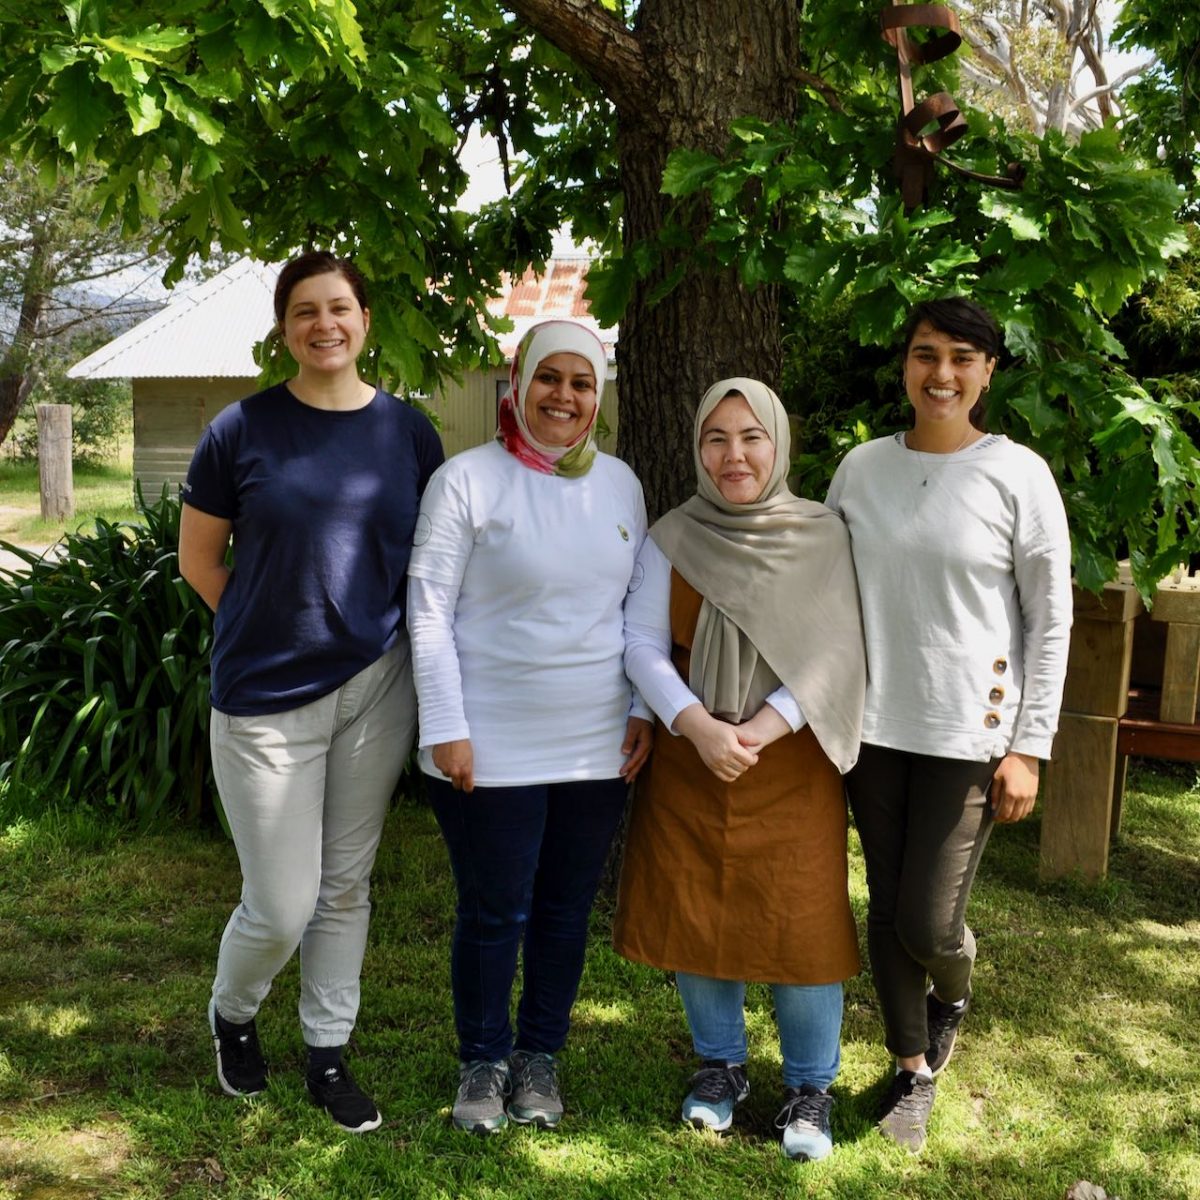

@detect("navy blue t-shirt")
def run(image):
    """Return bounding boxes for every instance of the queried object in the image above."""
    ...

[183,384,444,715]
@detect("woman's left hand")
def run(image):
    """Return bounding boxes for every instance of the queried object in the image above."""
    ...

[991,752,1040,823]
[620,717,655,782]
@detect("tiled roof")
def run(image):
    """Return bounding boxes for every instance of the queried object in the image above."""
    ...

[488,257,615,362]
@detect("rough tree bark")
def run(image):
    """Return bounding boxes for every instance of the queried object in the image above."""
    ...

[502,0,800,518]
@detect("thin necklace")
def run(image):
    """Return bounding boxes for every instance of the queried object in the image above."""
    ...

[905,427,980,486]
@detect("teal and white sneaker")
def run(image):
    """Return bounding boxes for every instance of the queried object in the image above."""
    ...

[452,1059,511,1135]
[775,1083,834,1161]
[507,1050,563,1128]
[681,1061,749,1132]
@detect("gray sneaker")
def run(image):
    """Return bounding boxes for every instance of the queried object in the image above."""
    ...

[508,1050,563,1128]
[452,1059,511,1135]
[877,1070,936,1152]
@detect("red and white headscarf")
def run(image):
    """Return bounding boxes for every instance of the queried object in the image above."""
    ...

[495,320,608,477]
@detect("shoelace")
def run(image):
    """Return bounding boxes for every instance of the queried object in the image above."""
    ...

[888,1074,934,1119]
[514,1054,558,1098]
[461,1062,507,1101]
[689,1065,745,1103]
[774,1090,831,1132]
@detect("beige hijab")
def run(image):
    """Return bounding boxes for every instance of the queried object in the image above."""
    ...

[650,377,866,774]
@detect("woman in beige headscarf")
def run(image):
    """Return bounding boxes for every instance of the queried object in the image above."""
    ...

[613,378,865,1163]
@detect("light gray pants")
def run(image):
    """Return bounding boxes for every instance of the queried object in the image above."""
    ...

[210,640,415,1047]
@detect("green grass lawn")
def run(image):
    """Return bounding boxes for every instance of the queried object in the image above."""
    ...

[1,761,1198,1199]
[0,445,139,545]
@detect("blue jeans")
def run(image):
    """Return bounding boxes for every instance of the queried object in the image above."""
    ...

[428,776,627,1063]
[676,971,843,1090]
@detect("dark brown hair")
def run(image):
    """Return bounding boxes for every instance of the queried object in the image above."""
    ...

[273,251,369,324]
[902,297,1002,359]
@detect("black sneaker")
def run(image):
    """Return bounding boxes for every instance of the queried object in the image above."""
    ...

[306,1062,382,1133]
[877,1070,936,1152]
[775,1084,834,1161]
[508,1050,563,1128]
[681,1061,750,1132]
[926,989,970,1076]
[208,1000,267,1097]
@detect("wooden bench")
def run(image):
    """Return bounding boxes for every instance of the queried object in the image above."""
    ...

[1041,571,1200,880]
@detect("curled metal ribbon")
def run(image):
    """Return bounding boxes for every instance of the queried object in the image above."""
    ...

[880,4,1025,209]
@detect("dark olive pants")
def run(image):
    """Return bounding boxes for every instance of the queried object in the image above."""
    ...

[846,743,998,1058]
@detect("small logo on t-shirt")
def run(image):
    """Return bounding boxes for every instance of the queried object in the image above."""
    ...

[618,524,629,541]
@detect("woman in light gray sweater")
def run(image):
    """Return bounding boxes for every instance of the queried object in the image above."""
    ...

[825,297,1072,1153]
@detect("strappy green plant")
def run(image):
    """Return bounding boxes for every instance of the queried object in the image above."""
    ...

[0,488,217,826]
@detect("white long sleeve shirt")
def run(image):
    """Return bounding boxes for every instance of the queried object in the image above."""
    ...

[623,537,805,733]
[825,433,1072,761]
[406,441,648,785]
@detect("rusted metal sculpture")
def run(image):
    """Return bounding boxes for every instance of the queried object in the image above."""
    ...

[880,3,1025,210]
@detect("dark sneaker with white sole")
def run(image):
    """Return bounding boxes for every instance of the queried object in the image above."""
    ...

[775,1083,834,1161]
[306,1062,383,1133]
[208,1000,267,1097]
[508,1050,563,1128]
[453,1059,511,1135]
[681,1061,750,1132]
[925,988,970,1076]
[877,1070,936,1152]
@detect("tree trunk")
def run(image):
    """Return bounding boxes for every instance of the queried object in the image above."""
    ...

[0,232,51,447]
[615,0,799,519]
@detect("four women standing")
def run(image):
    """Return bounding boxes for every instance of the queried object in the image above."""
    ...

[185,277,1071,1156]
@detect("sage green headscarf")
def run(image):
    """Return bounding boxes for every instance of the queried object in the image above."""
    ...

[650,377,866,773]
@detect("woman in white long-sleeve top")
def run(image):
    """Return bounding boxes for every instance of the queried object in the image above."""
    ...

[406,319,652,1136]
[613,378,866,1163]
[824,297,1073,1153]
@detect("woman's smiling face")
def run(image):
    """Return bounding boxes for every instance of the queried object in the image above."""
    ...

[903,322,996,431]
[699,393,776,505]
[523,352,598,447]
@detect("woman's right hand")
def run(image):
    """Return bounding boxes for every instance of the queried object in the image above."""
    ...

[432,739,475,792]
[672,704,758,782]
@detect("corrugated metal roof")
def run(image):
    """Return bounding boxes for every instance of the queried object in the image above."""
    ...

[68,259,278,379]
[68,253,616,381]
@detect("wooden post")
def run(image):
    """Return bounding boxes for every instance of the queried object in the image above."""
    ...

[1040,579,1143,881]
[1151,574,1200,723]
[1041,713,1119,882]
[36,404,74,522]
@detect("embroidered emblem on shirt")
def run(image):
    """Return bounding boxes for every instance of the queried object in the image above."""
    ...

[618,524,629,541]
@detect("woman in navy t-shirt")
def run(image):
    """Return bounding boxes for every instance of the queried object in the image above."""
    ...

[179,251,442,1133]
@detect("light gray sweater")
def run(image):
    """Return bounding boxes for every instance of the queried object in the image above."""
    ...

[826,433,1072,761]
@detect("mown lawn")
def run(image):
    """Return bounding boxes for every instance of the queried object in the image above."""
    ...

[1,760,1198,1199]
[0,445,139,545]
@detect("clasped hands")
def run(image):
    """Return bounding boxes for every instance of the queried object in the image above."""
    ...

[673,702,790,783]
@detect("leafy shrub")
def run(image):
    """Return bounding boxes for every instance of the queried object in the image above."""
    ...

[0,489,216,825]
